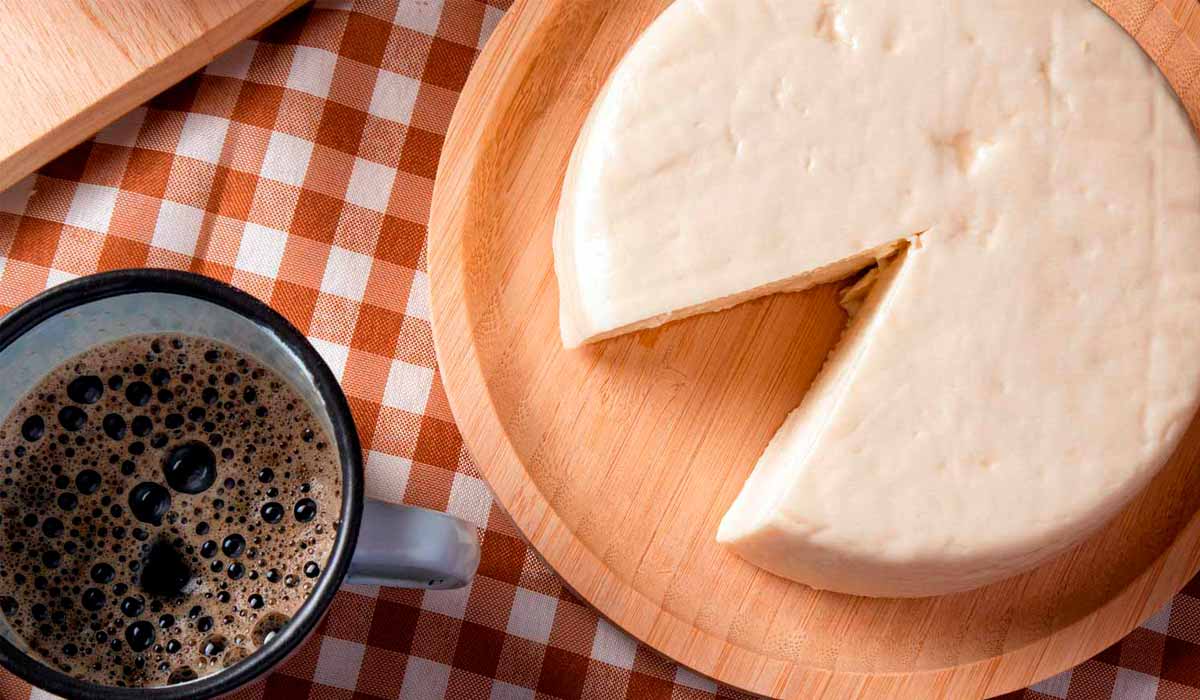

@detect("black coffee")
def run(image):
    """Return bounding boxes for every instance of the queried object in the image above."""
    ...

[0,334,341,687]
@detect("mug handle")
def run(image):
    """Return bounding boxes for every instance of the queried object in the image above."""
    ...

[346,499,480,589]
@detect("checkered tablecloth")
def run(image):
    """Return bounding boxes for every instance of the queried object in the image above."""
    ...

[0,1,1197,698]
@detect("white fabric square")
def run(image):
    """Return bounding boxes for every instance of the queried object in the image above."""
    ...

[400,657,451,700]
[369,70,420,124]
[0,175,34,215]
[175,113,230,165]
[1112,669,1158,700]
[480,4,505,49]
[235,222,289,278]
[1029,669,1072,699]
[406,270,430,321]
[313,637,365,690]
[1141,600,1172,634]
[206,40,257,79]
[94,107,147,147]
[152,200,205,255]
[320,245,374,300]
[65,183,119,232]
[29,689,59,700]
[507,588,557,644]
[308,338,350,380]
[345,157,396,213]
[395,0,445,35]
[383,359,434,415]
[675,666,718,693]
[365,450,412,503]
[45,269,80,288]
[591,618,637,670]
[287,46,338,99]
[490,680,535,700]
[421,580,472,619]
[448,472,492,529]
[260,131,314,187]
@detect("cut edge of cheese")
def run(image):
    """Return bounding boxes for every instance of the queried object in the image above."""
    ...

[715,242,911,555]
[557,237,906,348]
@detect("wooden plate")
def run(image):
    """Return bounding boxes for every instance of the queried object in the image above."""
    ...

[429,1,1200,697]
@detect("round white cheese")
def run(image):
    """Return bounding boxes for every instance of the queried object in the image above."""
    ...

[554,0,1200,596]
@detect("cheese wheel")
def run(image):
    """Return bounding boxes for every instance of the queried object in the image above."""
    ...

[554,0,1200,596]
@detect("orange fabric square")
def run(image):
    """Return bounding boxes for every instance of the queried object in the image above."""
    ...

[421,36,476,92]
[328,56,380,112]
[232,82,285,129]
[122,149,175,198]
[80,144,133,187]
[192,75,242,119]
[425,372,455,424]
[397,126,442,180]
[393,315,436,367]
[376,215,425,268]
[206,166,258,219]
[362,258,413,313]
[315,102,368,155]
[436,0,485,46]
[270,279,319,332]
[386,171,433,224]
[294,8,349,53]
[247,178,300,231]
[369,405,421,459]
[164,158,218,210]
[412,415,463,473]
[351,302,404,356]
[277,235,331,288]
[355,647,408,699]
[341,347,391,403]
[410,611,461,666]
[245,42,295,87]
[302,145,355,199]
[0,260,49,309]
[21,178,75,222]
[358,116,407,169]
[135,109,186,152]
[404,460,455,511]
[51,226,106,276]
[221,122,272,174]
[333,203,384,255]
[107,191,162,243]
[310,292,360,345]
[10,218,62,266]
[382,27,433,79]
[410,82,459,135]
[340,11,393,67]
[97,236,150,271]
[293,188,344,243]
[196,214,245,266]
[275,89,326,142]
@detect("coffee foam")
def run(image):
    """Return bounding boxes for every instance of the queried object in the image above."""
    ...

[0,334,342,687]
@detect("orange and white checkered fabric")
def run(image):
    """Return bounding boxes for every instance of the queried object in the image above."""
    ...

[0,1,1196,699]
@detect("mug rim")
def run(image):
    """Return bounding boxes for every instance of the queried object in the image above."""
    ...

[0,269,365,699]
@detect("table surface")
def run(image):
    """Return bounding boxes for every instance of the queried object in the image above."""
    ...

[0,1,1197,698]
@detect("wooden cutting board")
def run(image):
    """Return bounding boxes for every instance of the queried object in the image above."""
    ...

[0,0,303,192]
[429,1,1200,697]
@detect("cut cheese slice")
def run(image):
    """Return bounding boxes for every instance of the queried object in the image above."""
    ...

[554,0,1200,597]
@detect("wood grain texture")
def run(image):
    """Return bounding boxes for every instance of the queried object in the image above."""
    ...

[0,0,303,192]
[429,1,1200,697]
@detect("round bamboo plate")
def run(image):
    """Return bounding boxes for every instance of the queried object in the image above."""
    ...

[428,1,1200,697]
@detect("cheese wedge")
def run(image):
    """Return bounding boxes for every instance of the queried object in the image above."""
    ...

[554,0,1200,597]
